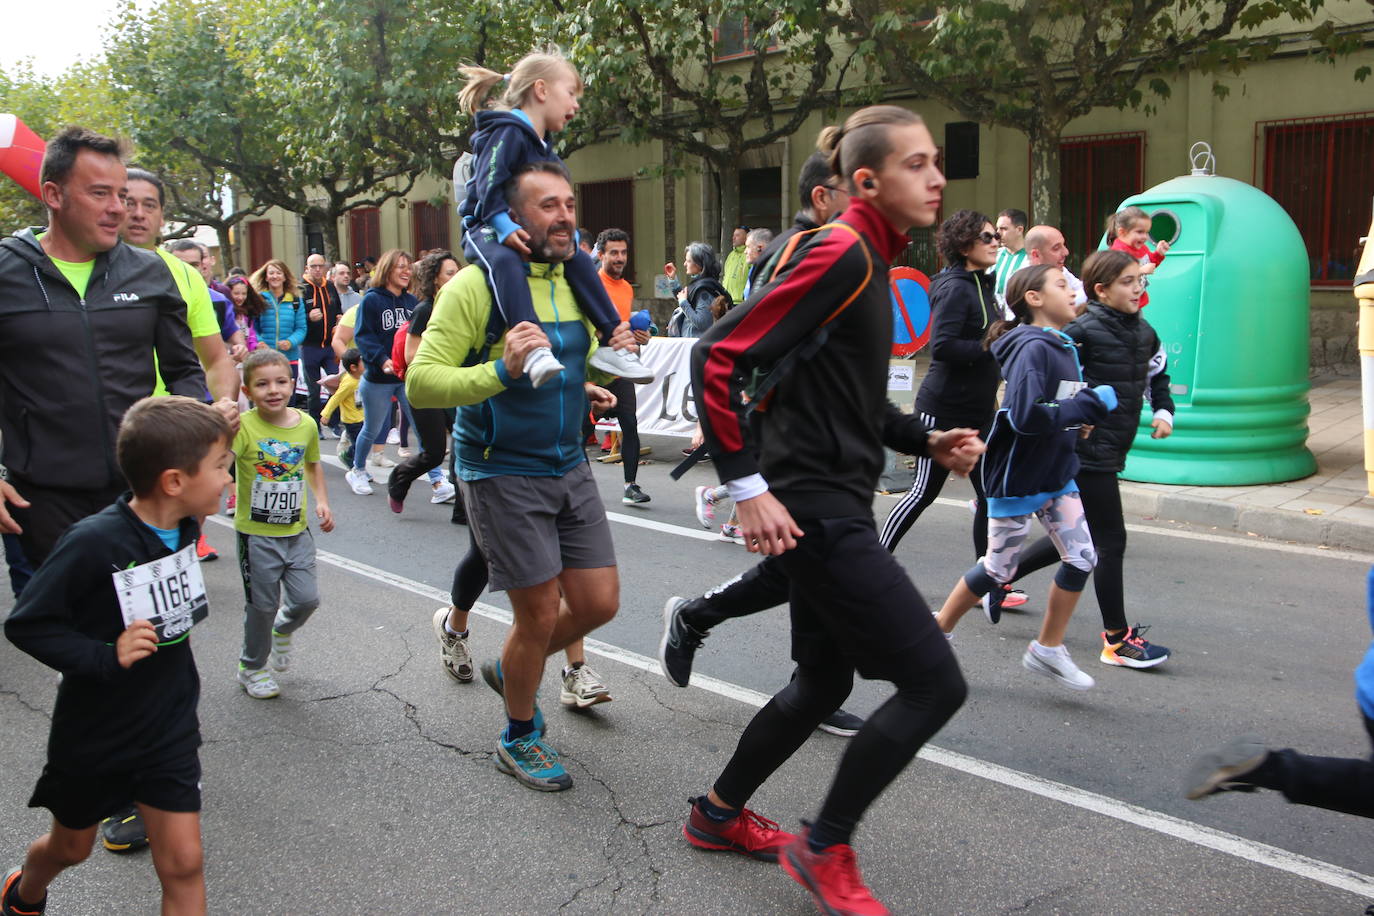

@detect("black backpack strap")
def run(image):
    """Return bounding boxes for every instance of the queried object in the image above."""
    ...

[670,222,871,482]
[462,304,508,368]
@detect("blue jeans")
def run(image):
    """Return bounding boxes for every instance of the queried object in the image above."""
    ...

[352,376,442,483]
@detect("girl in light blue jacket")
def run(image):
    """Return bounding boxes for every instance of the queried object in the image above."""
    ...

[249,259,307,369]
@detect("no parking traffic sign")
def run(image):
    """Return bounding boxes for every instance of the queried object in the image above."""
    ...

[888,266,931,357]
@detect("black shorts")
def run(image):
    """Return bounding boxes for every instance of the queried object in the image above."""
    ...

[30,749,202,830]
[777,515,951,680]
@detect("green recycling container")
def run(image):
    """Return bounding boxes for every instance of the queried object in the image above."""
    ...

[1105,163,1316,485]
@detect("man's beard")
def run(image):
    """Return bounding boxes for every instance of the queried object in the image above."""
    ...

[528,222,576,263]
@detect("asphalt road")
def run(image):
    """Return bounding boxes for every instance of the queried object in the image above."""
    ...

[1,434,1372,914]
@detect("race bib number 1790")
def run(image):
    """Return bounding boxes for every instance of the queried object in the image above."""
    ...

[112,543,209,641]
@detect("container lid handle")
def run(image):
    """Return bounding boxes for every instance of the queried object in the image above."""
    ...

[1189,141,1216,176]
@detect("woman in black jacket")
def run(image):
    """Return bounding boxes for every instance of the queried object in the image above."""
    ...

[664,242,730,337]
[879,210,1004,567]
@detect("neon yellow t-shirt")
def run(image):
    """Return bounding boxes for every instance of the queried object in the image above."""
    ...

[341,304,358,329]
[49,254,95,298]
[34,233,96,298]
[233,408,321,537]
[152,248,219,396]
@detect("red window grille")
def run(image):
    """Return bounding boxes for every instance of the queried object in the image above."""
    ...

[348,208,381,266]
[1259,112,1374,286]
[411,201,451,255]
[576,178,635,283]
[1056,132,1145,273]
[247,219,272,272]
[713,18,780,61]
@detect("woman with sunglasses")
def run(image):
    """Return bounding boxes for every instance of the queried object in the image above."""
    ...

[879,211,1010,592]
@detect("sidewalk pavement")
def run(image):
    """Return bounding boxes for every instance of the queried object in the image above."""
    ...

[1118,371,1374,551]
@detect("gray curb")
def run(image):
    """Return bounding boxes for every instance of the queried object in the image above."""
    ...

[1120,485,1374,553]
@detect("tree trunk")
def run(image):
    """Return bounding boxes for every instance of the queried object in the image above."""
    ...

[662,140,677,269]
[1027,126,1063,228]
[716,161,741,253]
[214,224,236,271]
[322,215,342,265]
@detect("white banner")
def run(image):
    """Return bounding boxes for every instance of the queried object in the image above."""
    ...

[631,337,698,438]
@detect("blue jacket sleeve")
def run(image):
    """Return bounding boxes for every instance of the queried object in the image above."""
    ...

[1001,346,1110,435]
[354,291,389,367]
[287,299,307,349]
[471,125,525,241]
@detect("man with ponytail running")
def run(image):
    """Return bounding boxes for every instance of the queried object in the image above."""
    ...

[681,106,980,915]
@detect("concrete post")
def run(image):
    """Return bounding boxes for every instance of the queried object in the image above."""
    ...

[1355,209,1374,496]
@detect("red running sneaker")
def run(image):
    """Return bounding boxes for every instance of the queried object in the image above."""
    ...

[683,797,795,862]
[195,533,218,561]
[781,829,890,916]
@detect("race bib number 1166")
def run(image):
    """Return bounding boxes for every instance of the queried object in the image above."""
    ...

[113,543,209,641]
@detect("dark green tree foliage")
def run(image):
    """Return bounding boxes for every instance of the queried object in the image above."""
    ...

[560,0,862,249]
[850,0,1371,226]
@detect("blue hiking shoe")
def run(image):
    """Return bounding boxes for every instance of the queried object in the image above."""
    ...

[480,659,547,738]
[495,731,573,791]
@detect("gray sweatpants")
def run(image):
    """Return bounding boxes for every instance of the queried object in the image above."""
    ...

[236,531,320,669]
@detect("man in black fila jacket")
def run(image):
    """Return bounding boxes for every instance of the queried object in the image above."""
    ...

[680,106,982,916]
[0,127,206,567]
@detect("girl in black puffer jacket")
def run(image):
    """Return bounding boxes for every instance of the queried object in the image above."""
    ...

[1009,249,1175,669]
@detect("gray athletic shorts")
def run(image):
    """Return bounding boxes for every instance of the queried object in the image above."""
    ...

[459,462,616,591]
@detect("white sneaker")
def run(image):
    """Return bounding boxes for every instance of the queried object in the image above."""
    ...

[589,346,655,383]
[431,479,456,504]
[269,629,292,672]
[386,428,401,445]
[368,452,397,469]
[693,485,716,528]
[237,666,280,699]
[523,346,565,388]
[560,663,612,708]
[345,467,373,495]
[1022,642,1095,690]
[431,607,474,682]
[398,447,415,459]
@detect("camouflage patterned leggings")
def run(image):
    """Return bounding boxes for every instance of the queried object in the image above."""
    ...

[984,491,1096,586]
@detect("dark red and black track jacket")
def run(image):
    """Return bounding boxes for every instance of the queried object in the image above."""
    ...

[691,198,933,520]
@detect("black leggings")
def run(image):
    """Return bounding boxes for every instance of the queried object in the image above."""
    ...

[1004,469,1127,632]
[680,556,789,631]
[714,653,966,845]
[450,529,489,611]
[388,405,449,501]
[1252,714,1374,819]
[607,378,640,484]
[878,411,989,558]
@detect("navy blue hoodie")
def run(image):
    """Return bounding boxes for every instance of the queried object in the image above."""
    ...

[459,109,559,243]
[980,324,1112,510]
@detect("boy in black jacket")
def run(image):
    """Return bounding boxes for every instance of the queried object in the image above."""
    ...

[3,396,231,916]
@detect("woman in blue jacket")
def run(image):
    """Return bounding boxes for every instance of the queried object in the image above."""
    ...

[344,249,415,496]
[249,259,306,374]
[933,264,1115,691]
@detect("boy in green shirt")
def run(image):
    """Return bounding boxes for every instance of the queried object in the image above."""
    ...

[232,350,334,699]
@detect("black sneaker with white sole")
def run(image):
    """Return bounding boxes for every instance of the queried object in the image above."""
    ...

[659,597,708,688]
[816,708,866,737]
[623,483,650,505]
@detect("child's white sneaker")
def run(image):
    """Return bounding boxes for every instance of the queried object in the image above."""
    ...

[237,666,281,699]
[345,467,373,495]
[1022,641,1094,690]
[589,346,655,383]
[269,629,292,673]
[523,346,565,388]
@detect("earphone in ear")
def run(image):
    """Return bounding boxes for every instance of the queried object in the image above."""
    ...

[862,178,875,189]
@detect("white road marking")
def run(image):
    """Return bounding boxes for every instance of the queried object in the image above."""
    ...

[317,453,1374,562]
[209,513,1374,900]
